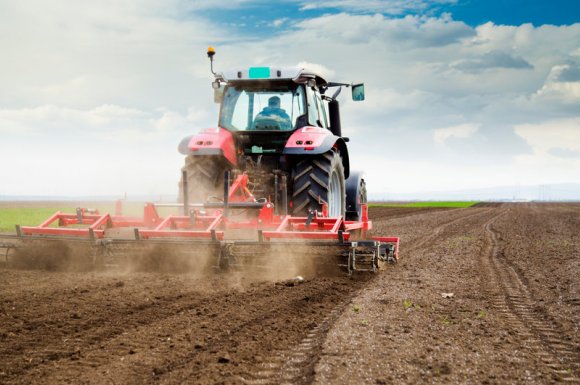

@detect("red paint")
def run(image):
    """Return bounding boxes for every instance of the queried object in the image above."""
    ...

[20,212,113,239]
[258,202,275,223]
[188,127,237,166]
[143,203,162,227]
[228,173,256,202]
[285,126,331,150]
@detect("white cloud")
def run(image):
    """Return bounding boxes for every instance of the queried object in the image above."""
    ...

[507,118,580,185]
[0,1,226,110]
[296,61,336,79]
[290,13,473,47]
[1,3,579,197]
[452,50,533,72]
[547,63,580,82]
[271,18,290,28]
[433,123,479,145]
[299,0,457,15]
[534,64,580,104]
[514,118,580,156]
[536,81,580,103]
[0,104,211,143]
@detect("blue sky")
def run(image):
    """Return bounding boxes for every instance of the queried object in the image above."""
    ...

[197,0,580,36]
[0,0,579,199]
[445,0,580,26]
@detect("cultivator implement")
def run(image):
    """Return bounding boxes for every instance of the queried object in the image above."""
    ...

[0,173,398,275]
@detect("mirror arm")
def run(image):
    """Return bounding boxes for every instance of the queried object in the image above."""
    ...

[331,87,342,100]
[322,87,342,102]
[327,82,351,88]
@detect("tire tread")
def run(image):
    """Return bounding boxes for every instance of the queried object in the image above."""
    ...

[291,151,345,216]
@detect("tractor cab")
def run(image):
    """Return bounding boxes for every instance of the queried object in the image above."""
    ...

[213,67,330,133]
[211,67,333,155]
[213,65,364,131]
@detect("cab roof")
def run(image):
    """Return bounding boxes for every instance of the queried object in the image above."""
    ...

[218,67,328,87]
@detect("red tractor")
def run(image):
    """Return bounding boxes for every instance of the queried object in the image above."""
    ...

[178,47,367,222]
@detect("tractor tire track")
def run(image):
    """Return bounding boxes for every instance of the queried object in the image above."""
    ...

[149,277,368,385]
[237,299,347,385]
[481,213,580,382]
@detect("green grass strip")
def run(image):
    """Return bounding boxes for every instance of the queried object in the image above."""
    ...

[0,203,177,233]
[0,207,78,232]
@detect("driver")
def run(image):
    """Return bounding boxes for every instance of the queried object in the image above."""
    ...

[254,96,291,129]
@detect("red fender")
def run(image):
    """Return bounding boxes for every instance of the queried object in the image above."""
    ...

[178,127,237,166]
[284,126,330,151]
[283,126,350,178]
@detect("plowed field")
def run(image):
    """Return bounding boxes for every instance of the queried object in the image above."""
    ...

[1,203,578,384]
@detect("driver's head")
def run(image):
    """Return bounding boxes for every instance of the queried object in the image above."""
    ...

[268,96,281,108]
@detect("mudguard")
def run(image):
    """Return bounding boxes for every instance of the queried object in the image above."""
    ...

[283,126,350,178]
[178,127,237,166]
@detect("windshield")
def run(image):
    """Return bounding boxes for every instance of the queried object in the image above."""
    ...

[219,83,306,131]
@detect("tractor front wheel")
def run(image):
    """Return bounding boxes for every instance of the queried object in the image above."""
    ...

[291,150,346,217]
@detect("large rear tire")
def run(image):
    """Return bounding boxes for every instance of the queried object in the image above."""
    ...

[178,156,226,204]
[291,150,346,217]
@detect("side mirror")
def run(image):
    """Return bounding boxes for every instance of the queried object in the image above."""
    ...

[351,83,365,101]
[213,83,225,104]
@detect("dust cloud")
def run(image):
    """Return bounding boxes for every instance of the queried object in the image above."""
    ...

[7,210,347,285]
[9,238,345,288]
[11,240,99,272]
[121,243,217,276]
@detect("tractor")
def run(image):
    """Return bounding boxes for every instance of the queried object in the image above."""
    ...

[178,47,367,222]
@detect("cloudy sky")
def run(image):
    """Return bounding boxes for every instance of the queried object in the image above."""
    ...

[1,0,579,199]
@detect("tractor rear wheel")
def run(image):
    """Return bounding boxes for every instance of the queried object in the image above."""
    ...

[179,156,226,204]
[291,150,346,217]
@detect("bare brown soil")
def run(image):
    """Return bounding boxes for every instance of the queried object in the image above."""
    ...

[0,203,578,384]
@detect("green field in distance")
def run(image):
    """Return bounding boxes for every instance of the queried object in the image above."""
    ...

[0,201,479,233]
[0,207,77,232]
[0,203,151,233]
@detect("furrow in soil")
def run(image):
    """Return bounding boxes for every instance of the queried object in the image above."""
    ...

[482,214,579,382]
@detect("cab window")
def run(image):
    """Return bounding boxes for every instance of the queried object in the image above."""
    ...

[315,92,328,129]
[220,83,306,131]
[306,86,321,127]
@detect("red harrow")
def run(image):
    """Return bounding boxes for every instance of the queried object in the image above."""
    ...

[1,172,399,275]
